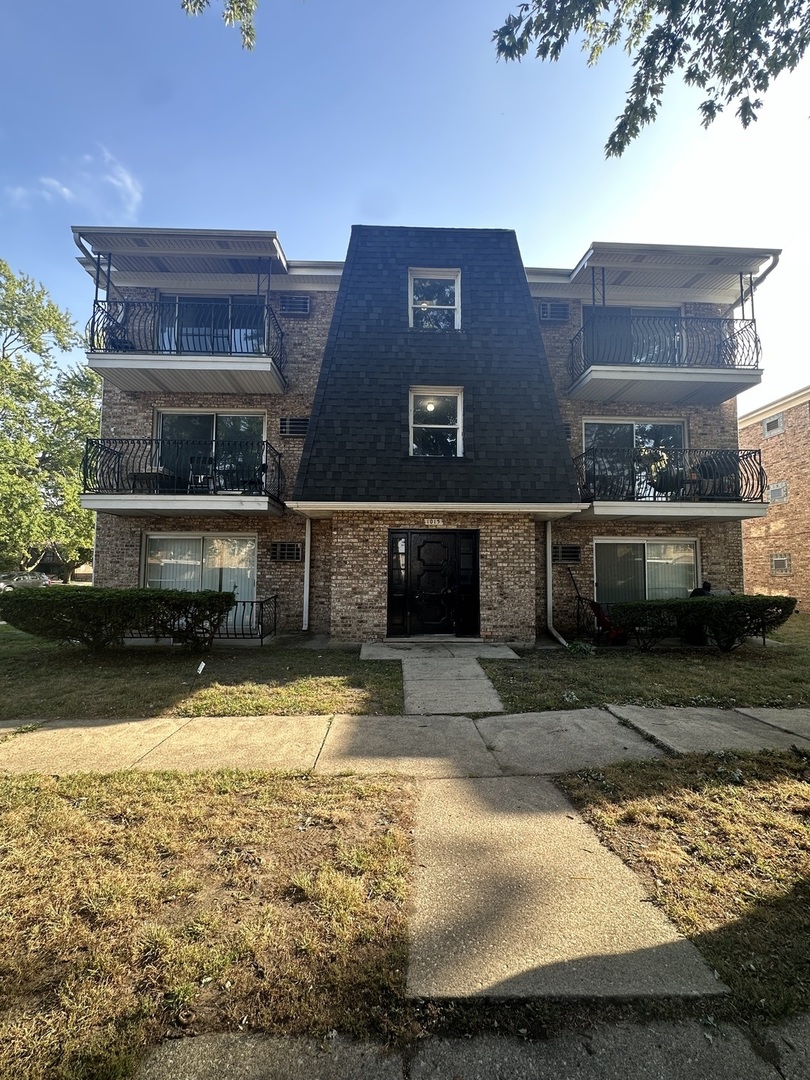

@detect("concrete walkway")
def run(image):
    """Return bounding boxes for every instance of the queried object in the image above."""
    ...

[4,704,810,1077]
[360,641,518,714]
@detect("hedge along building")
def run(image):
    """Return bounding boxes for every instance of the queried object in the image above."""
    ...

[74,225,779,642]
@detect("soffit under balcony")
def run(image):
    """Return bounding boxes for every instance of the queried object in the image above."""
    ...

[526,242,780,307]
[72,227,291,288]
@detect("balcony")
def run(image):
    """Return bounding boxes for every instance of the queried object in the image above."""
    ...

[573,447,768,521]
[568,314,761,405]
[85,299,286,394]
[81,438,283,516]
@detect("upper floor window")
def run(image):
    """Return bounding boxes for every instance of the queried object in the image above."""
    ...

[584,419,685,451]
[409,269,460,330]
[410,388,463,457]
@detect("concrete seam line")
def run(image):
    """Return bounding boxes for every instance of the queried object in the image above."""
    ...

[470,716,508,776]
[733,705,803,738]
[608,709,680,757]
[127,714,198,768]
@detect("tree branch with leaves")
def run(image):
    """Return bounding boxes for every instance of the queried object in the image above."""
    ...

[494,0,810,155]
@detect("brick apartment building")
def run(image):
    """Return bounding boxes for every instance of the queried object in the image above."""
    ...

[739,386,810,608]
[74,225,779,642]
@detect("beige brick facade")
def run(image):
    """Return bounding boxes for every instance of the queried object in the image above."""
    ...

[82,232,768,644]
[328,512,537,642]
[740,390,810,606]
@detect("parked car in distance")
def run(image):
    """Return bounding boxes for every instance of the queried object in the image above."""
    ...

[0,572,51,592]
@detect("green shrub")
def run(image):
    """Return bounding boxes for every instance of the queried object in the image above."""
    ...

[610,595,797,652]
[0,588,235,651]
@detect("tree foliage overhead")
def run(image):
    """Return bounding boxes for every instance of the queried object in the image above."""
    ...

[0,260,100,576]
[181,0,258,48]
[494,0,810,156]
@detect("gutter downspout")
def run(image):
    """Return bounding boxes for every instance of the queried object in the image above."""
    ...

[302,517,311,631]
[545,520,567,648]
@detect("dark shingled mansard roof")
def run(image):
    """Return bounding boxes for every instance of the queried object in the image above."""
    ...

[293,225,581,505]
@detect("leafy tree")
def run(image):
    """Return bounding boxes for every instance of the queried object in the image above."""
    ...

[493,0,810,156]
[181,0,258,48]
[0,261,100,579]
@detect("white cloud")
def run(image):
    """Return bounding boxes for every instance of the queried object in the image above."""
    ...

[100,149,142,220]
[3,149,143,221]
[39,177,75,202]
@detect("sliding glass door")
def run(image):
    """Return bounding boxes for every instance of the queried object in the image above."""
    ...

[146,535,256,604]
[595,541,696,604]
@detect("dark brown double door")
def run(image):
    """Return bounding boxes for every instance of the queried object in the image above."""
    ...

[387,530,480,637]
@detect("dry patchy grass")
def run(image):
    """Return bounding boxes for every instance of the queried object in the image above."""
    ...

[0,771,414,1079]
[0,628,403,722]
[559,748,810,1023]
[483,613,810,713]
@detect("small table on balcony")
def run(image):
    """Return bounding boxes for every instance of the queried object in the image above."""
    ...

[127,466,174,494]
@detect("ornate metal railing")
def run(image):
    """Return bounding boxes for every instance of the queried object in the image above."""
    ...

[82,438,282,501]
[127,595,278,642]
[569,314,760,382]
[574,447,765,503]
[215,595,278,640]
[86,299,285,371]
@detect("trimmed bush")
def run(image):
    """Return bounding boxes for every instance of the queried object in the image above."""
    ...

[0,588,235,651]
[610,594,797,652]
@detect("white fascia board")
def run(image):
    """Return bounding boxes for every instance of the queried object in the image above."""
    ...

[583,502,769,520]
[739,384,810,428]
[81,494,277,515]
[286,501,587,517]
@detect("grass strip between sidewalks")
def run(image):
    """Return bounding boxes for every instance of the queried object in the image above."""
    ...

[0,771,414,1080]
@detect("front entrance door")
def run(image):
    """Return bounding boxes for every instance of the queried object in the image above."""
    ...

[387,530,480,637]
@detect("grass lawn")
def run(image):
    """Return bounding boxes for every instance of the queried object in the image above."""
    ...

[482,612,810,713]
[0,771,414,1080]
[0,626,403,722]
[559,747,810,1025]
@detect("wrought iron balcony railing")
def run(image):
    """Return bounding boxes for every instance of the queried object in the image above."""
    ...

[569,314,760,383]
[86,299,285,371]
[574,447,765,503]
[83,438,282,501]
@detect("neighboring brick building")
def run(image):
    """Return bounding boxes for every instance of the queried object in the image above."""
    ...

[739,386,810,608]
[73,226,779,642]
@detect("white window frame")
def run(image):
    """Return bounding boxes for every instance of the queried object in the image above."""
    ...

[142,532,258,598]
[408,268,461,330]
[593,536,700,603]
[155,409,267,441]
[582,416,687,451]
[409,386,464,458]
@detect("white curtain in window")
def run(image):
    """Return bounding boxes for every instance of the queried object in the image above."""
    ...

[646,542,696,599]
[146,537,203,591]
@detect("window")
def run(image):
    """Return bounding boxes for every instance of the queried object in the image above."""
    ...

[145,535,256,600]
[270,542,302,562]
[409,269,460,330]
[768,481,788,503]
[584,420,685,500]
[159,295,265,355]
[771,553,792,574]
[410,388,463,457]
[582,306,681,365]
[763,413,784,438]
[595,540,697,603]
[158,412,265,492]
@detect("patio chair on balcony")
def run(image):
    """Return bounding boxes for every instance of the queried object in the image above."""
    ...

[188,455,216,494]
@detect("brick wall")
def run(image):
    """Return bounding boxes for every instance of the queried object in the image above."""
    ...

[328,511,537,642]
[740,397,810,605]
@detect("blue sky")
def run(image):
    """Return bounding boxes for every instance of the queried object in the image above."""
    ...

[2,0,808,412]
